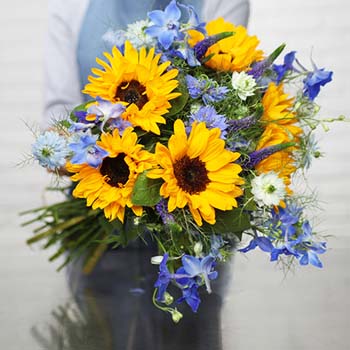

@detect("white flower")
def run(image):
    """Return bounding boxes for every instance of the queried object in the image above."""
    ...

[231,72,257,100]
[125,20,156,49]
[251,172,286,206]
[151,255,164,265]
[102,29,126,47]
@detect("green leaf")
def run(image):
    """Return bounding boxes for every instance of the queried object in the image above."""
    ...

[202,209,251,240]
[267,43,286,64]
[165,76,189,118]
[131,171,162,206]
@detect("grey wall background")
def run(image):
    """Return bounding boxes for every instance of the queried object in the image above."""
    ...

[0,1,349,349]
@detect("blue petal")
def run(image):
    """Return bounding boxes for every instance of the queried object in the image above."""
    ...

[299,253,309,266]
[165,0,181,21]
[308,251,323,268]
[148,10,166,26]
[145,25,164,38]
[238,239,258,253]
[182,255,201,277]
[158,30,176,49]
[256,237,274,252]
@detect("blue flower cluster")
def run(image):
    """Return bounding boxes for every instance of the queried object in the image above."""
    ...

[239,204,327,268]
[145,0,204,50]
[186,75,229,105]
[272,51,333,100]
[187,105,228,139]
[155,252,219,312]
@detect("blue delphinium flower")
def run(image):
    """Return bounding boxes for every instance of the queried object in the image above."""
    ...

[273,51,296,84]
[187,106,228,139]
[185,75,229,104]
[303,65,333,101]
[178,3,206,33]
[69,134,108,168]
[179,255,218,293]
[287,221,327,268]
[177,282,201,312]
[239,204,326,268]
[32,131,70,170]
[87,97,127,132]
[146,0,182,49]
[154,254,173,302]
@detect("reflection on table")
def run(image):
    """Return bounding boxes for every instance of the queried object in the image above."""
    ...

[31,243,233,350]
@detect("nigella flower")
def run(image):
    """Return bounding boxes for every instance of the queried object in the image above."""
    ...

[145,0,182,49]
[187,106,228,139]
[231,72,257,100]
[32,131,69,170]
[273,51,296,84]
[251,171,286,207]
[125,20,156,49]
[303,65,333,101]
[69,133,108,168]
[185,75,229,104]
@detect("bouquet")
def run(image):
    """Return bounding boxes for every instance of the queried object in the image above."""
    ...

[23,0,340,322]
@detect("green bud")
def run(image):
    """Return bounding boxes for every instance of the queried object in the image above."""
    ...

[170,309,183,323]
[163,292,174,306]
[313,151,321,158]
[194,241,203,257]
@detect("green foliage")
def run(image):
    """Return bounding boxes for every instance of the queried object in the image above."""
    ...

[165,75,189,118]
[131,171,163,206]
[202,209,251,241]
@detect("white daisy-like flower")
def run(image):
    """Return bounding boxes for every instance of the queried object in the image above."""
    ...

[251,172,286,206]
[231,71,257,100]
[125,20,156,49]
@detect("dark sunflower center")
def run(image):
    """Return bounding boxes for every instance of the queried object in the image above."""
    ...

[173,156,210,195]
[115,80,148,109]
[100,154,130,187]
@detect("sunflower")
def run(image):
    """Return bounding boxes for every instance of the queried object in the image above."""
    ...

[262,82,302,138]
[83,41,181,135]
[188,17,264,72]
[66,127,155,223]
[147,119,244,226]
[255,82,303,190]
[255,124,297,191]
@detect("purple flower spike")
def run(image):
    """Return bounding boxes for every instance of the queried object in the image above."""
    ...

[227,115,257,133]
[194,32,234,61]
[244,142,295,169]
